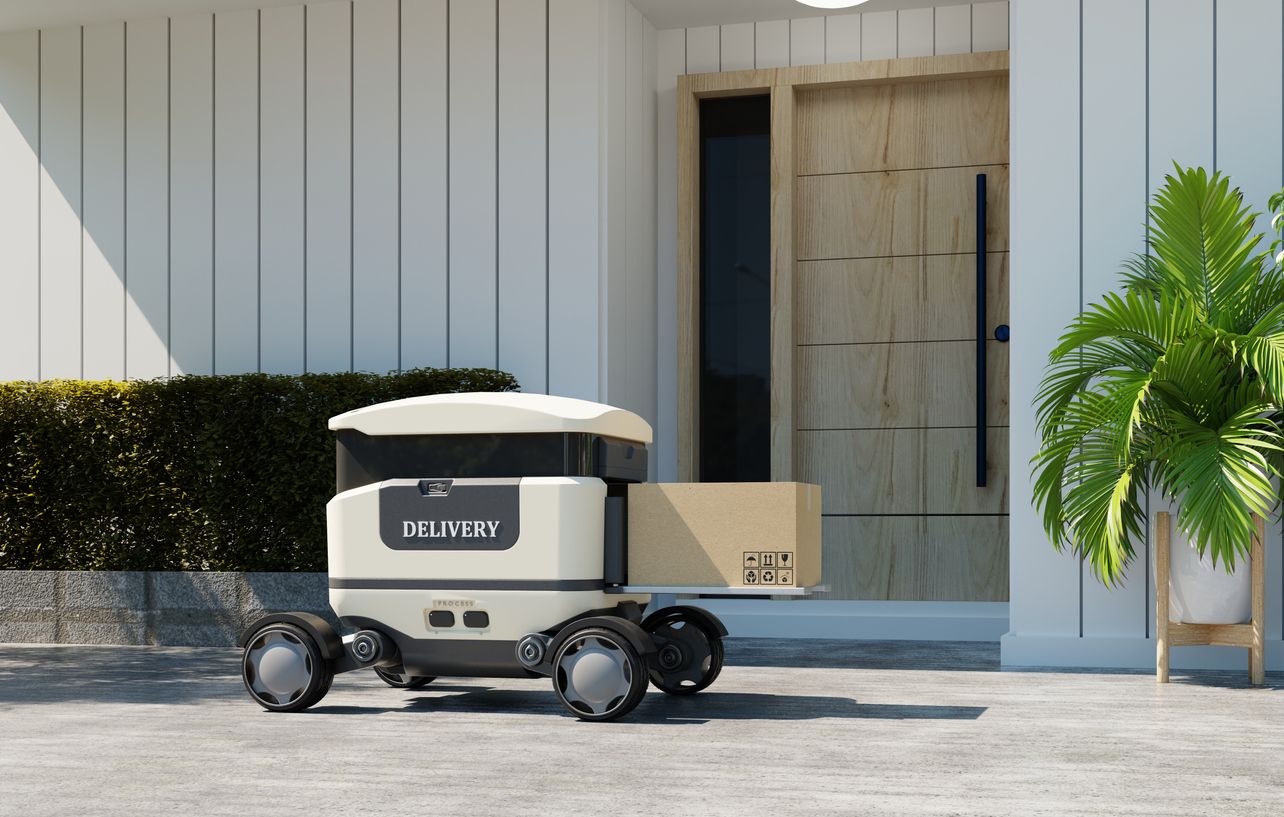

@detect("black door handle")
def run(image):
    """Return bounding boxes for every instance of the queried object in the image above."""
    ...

[976,174,987,488]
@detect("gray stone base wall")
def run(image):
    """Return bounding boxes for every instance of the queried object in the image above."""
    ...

[0,571,335,647]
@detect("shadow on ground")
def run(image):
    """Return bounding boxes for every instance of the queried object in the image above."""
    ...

[724,638,1001,672]
[309,687,987,724]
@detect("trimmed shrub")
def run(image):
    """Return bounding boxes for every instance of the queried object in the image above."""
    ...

[0,369,518,571]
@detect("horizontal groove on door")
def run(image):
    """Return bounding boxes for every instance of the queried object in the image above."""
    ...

[796,428,1010,515]
[797,252,1009,346]
[798,425,1010,432]
[795,164,1010,261]
[796,340,1009,428]
[795,75,1009,176]
[807,515,1010,602]
[796,162,1010,179]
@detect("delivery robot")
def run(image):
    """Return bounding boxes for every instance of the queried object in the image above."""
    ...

[238,392,727,721]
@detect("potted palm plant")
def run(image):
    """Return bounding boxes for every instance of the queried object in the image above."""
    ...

[1032,165,1284,623]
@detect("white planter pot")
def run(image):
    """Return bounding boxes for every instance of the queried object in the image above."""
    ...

[1165,503,1252,624]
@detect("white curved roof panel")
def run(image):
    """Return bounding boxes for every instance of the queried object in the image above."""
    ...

[329,392,653,444]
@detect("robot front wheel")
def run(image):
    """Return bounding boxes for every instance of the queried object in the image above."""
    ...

[241,622,335,712]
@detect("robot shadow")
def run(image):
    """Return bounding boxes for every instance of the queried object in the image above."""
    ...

[310,686,987,724]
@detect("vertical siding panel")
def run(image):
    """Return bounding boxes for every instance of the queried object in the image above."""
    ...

[305,1,351,373]
[0,31,39,380]
[754,19,789,69]
[547,0,600,400]
[1149,2,1214,243]
[1080,0,1148,639]
[1007,0,1082,640]
[789,17,824,66]
[719,22,754,72]
[640,16,658,478]
[447,0,497,369]
[124,18,170,380]
[972,2,1010,52]
[259,5,304,374]
[897,8,934,58]
[861,10,897,60]
[1215,0,1284,641]
[213,10,259,374]
[400,0,447,369]
[497,0,547,393]
[824,14,861,63]
[169,13,213,375]
[38,27,82,379]
[622,9,657,434]
[934,4,971,55]
[655,26,683,479]
[685,25,718,74]
[602,0,627,402]
[622,2,644,410]
[81,23,126,380]
[352,0,399,373]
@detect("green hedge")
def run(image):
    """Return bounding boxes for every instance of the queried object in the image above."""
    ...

[0,368,518,572]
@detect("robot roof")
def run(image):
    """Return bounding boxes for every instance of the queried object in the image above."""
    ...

[329,392,653,444]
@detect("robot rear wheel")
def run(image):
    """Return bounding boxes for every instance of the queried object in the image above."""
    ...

[642,609,725,695]
[373,666,437,689]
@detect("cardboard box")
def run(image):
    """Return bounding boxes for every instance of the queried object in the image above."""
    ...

[626,482,821,588]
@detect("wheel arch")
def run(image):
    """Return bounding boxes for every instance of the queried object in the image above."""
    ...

[548,615,656,664]
[238,612,344,661]
[642,605,729,638]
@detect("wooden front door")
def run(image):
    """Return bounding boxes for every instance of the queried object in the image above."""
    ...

[791,74,1010,602]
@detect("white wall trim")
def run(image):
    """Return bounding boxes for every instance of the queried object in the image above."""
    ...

[683,600,1010,642]
[1002,633,1284,672]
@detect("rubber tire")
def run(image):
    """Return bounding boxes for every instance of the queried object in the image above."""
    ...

[551,626,649,722]
[643,610,725,695]
[373,665,436,689]
[242,622,334,712]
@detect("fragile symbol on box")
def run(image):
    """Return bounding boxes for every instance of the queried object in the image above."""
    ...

[777,552,792,568]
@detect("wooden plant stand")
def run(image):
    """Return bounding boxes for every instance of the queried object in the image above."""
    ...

[1155,512,1265,685]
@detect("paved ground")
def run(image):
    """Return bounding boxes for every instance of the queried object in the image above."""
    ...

[1,640,1282,817]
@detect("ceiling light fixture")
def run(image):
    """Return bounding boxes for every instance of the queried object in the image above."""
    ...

[794,0,873,8]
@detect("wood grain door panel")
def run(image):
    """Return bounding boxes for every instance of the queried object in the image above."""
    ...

[796,340,1009,429]
[795,76,1009,176]
[796,252,1009,345]
[811,515,1009,601]
[795,163,1009,261]
[796,428,1009,515]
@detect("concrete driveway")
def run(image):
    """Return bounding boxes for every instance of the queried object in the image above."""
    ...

[1,640,1281,816]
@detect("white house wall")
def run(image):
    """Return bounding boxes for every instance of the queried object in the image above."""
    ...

[653,3,1010,482]
[1006,0,1284,669]
[0,0,659,457]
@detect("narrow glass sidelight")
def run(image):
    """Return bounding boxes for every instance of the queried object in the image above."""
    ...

[698,95,771,482]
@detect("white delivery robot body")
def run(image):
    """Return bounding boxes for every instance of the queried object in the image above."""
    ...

[238,393,727,721]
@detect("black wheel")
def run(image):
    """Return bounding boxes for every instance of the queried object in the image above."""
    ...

[242,622,334,712]
[373,665,436,689]
[642,610,724,695]
[551,627,648,722]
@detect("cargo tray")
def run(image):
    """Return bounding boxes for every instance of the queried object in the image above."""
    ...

[606,584,828,597]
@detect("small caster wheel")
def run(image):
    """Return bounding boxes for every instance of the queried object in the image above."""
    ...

[551,627,648,721]
[373,665,436,689]
[642,610,724,695]
[242,622,334,712]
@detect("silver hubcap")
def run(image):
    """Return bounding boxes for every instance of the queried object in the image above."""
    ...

[557,635,634,716]
[245,629,313,706]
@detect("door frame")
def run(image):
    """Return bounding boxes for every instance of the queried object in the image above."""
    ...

[675,50,1010,483]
